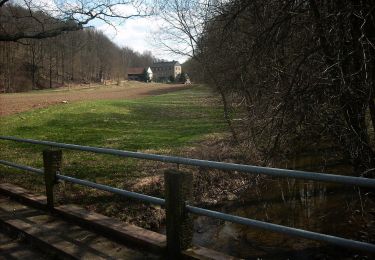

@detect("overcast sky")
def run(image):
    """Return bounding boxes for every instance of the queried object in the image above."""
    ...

[35,0,188,63]
[97,16,188,63]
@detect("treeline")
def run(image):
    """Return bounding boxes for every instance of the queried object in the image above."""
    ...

[0,5,154,92]
[177,0,375,175]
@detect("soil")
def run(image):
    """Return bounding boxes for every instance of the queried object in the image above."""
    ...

[0,82,194,116]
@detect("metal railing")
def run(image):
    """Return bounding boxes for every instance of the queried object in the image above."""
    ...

[1,136,375,254]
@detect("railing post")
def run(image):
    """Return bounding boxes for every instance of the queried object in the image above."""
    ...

[164,169,193,258]
[42,149,62,210]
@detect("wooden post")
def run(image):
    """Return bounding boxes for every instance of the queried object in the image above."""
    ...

[42,149,62,210]
[164,169,193,258]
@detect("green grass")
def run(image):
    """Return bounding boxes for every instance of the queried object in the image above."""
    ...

[0,85,227,200]
[1,85,225,149]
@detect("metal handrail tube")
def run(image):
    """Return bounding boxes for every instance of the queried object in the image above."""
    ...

[0,160,43,174]
[1,158,375,252]
[0,159,165,206]
[56,174,165,206]
[1,136,375,188]
[186,205,375,253]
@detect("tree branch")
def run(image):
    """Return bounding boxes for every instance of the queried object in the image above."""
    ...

[0,0,10,8]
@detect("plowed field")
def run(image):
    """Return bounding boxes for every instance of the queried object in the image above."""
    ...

[0,82,193,116]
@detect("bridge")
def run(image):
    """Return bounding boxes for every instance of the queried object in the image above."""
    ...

[0,136,375,259]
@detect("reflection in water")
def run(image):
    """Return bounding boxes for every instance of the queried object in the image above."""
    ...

[192,157,374,259]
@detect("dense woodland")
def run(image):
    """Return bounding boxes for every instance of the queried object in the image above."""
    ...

[164,0,375,176]
[0,4,154,92]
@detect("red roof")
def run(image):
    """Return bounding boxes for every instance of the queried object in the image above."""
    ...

[127,67,145,75]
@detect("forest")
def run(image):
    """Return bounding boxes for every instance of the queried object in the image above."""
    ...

[169,0,375,177]
[0,3,154,92]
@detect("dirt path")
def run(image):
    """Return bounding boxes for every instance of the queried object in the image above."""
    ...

[0,82,194,116]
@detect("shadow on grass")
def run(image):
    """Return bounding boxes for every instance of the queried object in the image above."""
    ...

[9,101,226,151]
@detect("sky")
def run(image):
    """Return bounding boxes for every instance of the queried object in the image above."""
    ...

[32,0,189,63]
[96,16,188,63]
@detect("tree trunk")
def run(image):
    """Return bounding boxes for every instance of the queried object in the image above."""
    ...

[49,44,52,89]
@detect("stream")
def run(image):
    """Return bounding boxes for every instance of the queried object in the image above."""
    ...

[189,155,374,259]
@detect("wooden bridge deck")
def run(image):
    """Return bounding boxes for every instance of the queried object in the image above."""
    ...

[0,230,48,259]
[0,193,160,259]
[0,183,234,260]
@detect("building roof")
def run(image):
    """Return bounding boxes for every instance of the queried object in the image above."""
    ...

[151,61,180,68]
[127,67,145,75]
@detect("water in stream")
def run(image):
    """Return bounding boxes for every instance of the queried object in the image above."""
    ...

[191,155,375,259]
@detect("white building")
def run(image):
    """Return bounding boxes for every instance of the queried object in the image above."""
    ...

[151,61,181,82]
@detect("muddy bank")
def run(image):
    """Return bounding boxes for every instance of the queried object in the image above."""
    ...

[53,135,255,227]
[45,136,375,259]
[128,137,375,259]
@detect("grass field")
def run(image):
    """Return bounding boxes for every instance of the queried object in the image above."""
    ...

[0,85,228,225]
[1,85,225,150]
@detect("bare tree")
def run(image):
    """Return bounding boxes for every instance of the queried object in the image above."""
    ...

[156,0,375,175]
[0,1,157,91]
[0,26,156,91]
[155,0,241,143]
[0,0,153,42]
